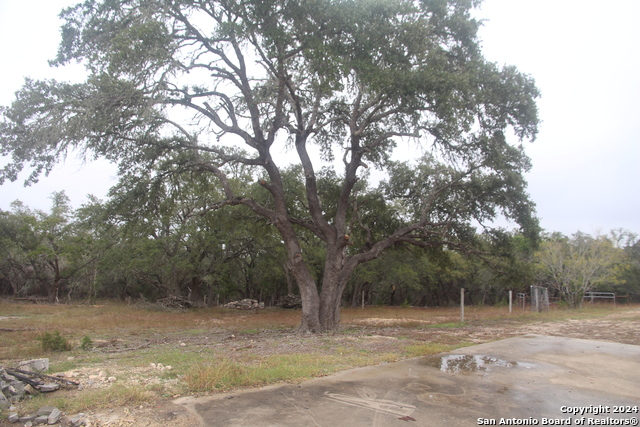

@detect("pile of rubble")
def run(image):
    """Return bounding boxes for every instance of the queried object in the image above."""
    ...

[3,405,80,426]
[1,359,85,426]
[223,299,265,310]
[1,359,70,405]
[275,294,302,309]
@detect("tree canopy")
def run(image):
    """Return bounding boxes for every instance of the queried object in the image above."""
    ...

[536,232,627,308]
[1,0,541,331]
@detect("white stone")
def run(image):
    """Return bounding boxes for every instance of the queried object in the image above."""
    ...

[17,358,49,373]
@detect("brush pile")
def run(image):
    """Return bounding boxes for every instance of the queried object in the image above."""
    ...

[275,294,302,309]
[223,299,265,310]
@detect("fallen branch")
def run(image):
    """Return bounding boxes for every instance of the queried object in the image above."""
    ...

[7,368,80,387]
[95,342,151,353]
[4,370,43,388]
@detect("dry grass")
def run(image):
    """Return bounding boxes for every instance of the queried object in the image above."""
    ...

[0,300,632,359]
[1,299,638,415]
[341,304,628,328]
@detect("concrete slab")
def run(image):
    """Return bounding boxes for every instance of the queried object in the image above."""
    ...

[176,335,640,426]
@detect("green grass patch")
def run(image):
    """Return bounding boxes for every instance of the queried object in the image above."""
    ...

[402,341,475,358]
[183,351,402,393]
[17,386,156,415]
[426,322,465,329]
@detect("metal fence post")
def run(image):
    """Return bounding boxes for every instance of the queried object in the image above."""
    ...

[509,290,512,314]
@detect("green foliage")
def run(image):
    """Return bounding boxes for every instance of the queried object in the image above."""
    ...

[38,331,72,352]
[535,232,628,308]
[80,335,94,350]
[0,0,545,331]
[0,192,92,302]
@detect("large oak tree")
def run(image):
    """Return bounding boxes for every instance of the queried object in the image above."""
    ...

[0,0,540,332]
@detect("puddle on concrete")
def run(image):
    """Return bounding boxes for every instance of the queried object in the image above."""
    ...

[422,354,533,374]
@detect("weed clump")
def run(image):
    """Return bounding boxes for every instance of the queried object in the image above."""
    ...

[38,331,72,352]
[80,335,94,350]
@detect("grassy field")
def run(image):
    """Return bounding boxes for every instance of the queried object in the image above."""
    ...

[1,300,638,416]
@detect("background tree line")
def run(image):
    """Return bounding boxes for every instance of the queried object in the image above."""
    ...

[2,186,638,307]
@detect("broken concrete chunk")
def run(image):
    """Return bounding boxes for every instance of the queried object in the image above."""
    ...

[47,407,62,424]
[36,406,56,416]
[68,414,85,427]
[17,359,49,373]
[34,415,49,424]
[9,381,25,398]
[38,383,60,392]
[0,391,10,409]
[7,412,19,423]
[1,369,17,382]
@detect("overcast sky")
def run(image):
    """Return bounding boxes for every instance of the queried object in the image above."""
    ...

[1,0,638,236]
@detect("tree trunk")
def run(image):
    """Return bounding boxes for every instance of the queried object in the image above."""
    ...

[286,246,322,332]
[297,273,321,332]
[317,246,355,331]
[318,274,343,332]
[351,281,363,307]
[283,263,294,295]
[46,282,58,304]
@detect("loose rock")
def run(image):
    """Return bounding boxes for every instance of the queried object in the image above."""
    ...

[0,390,10,409]
[37,406,56,416]
[47,407,62,424]
[16,359,49,373]
[7,412,19,423]
[38,383,60,393]
[68,413,86,427]
[34,415,49,424]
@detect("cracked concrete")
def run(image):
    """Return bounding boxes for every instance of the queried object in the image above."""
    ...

[175,335,640,427]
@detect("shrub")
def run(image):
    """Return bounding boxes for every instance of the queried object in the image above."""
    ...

[38,331,72,352]
[80,335,94,350]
